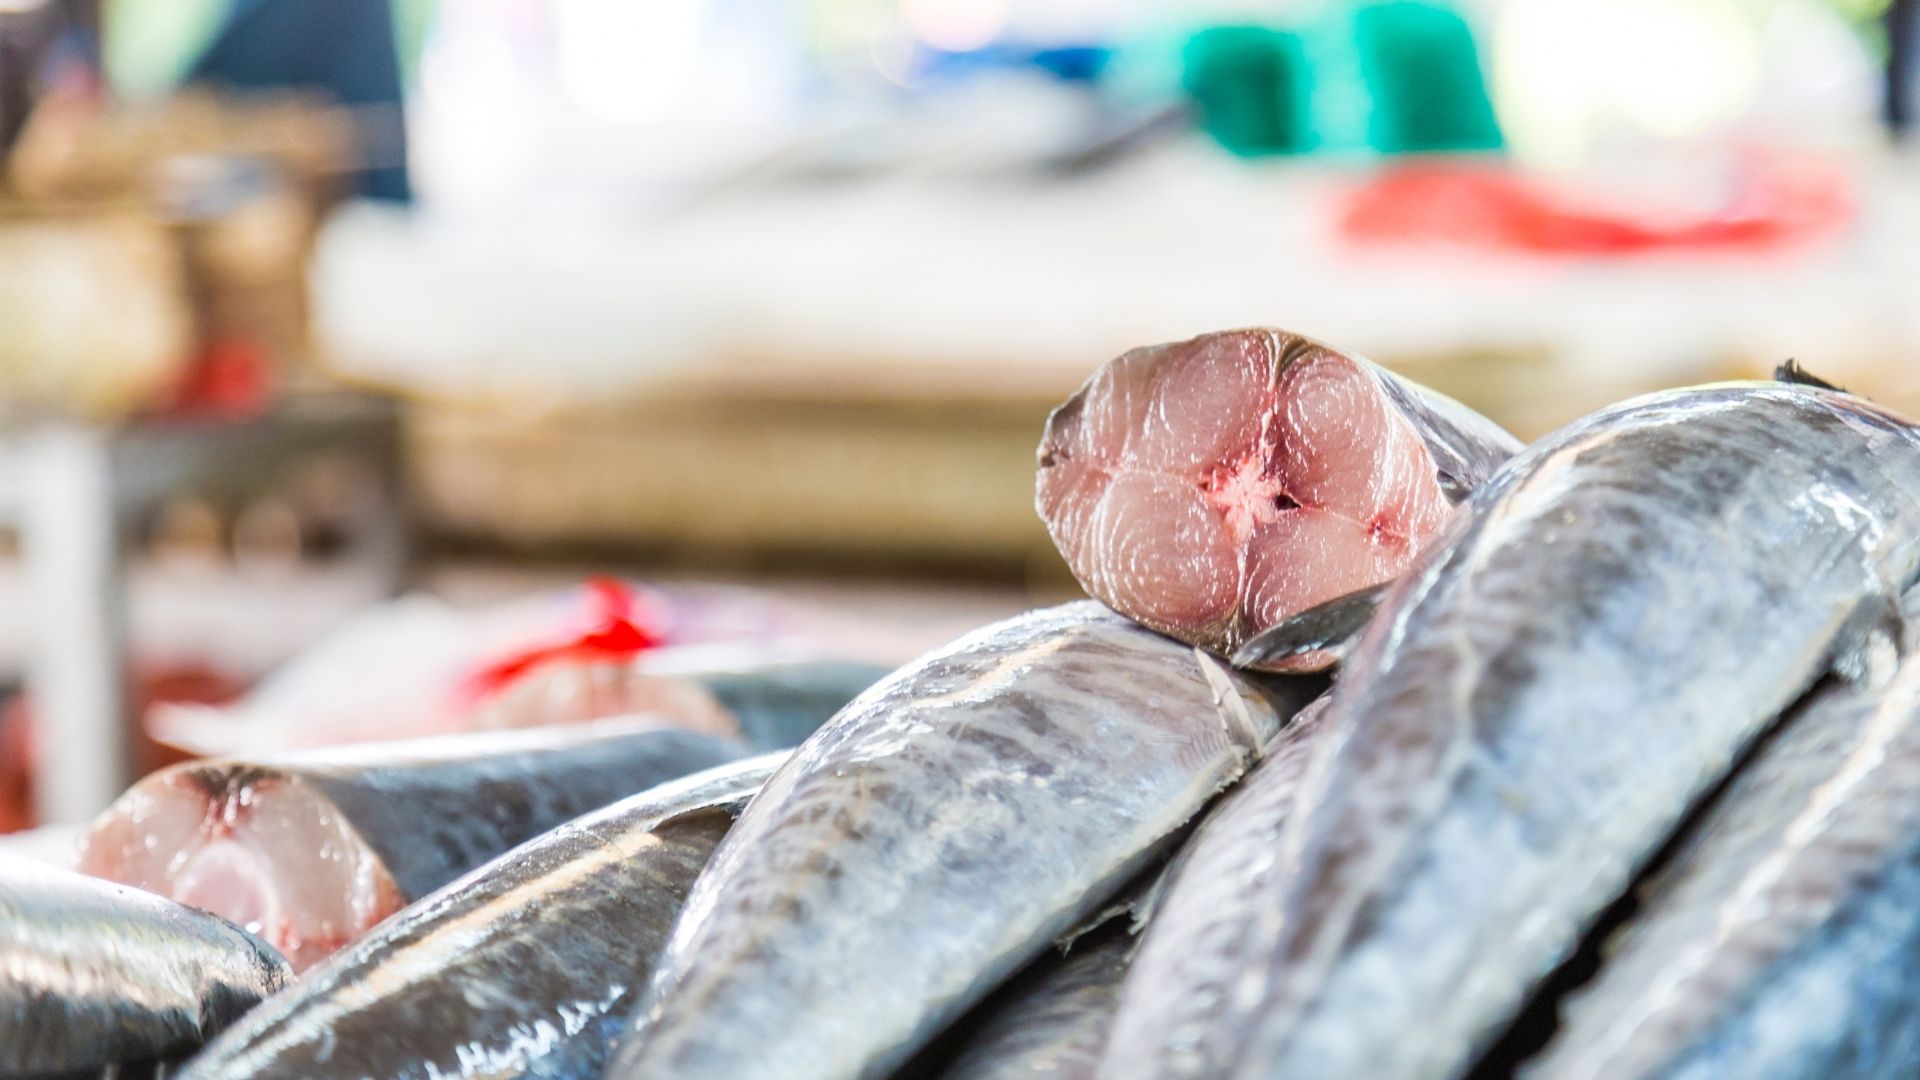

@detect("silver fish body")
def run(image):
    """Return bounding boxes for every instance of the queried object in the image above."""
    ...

[929,919,1134,1080]
[0,857,291,1076]
[608,601,1310,1080]
[172,753,785,1080]
[1528,631,1920,1080]
[1097,697,1333,1080]
[1171,384,1920,1080]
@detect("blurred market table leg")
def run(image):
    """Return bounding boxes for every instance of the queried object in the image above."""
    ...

[18,423,130,824]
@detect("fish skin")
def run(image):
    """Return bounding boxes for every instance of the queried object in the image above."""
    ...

[929,919,1134,1080]
[79,720,748,971]
[607,601,1311,1080]
[1525,618,1920,1080]
[0,856,291,1076]
[1097,697,1333,1080]
[172,753,785,1080]
[1166,384,1920,1080]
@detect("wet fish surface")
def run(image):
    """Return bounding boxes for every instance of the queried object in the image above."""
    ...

[608,601,1314,1080]
[172,754,784,1080]
[1036,329,1518,671]
[927,919,1134,1080]
[1526,626,1920,1080]
[1155,384,1920,1080]
[80,719,746,971]
[0,856,291,1076]
[1097,697,1333,1080]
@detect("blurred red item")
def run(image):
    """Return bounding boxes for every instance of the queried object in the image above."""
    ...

[0,664,246,834]
[163,338,275,420]
[461,578,668,704]
[1341,155,1850,256]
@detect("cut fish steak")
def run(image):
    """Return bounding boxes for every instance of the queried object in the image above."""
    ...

[607,601,1318,1080]
[1150,383,1920,1080]
[174,754,785,1080]
[79,718,745,971]
[1036,329,1517,671]
[0,855,291,1076]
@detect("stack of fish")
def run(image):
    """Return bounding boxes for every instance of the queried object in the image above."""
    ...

[9,328,1920,1080]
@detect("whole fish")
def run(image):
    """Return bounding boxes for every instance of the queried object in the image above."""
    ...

[1036,329,1518,671]
[607,601,1315,1080]
[0,856,291,1076]
[173,754,785,1080]
[1097,697,1332,1080]
[928,919,1134,1080]
[1158,383,1920,1080]
[1527,626,1920,1080]
[80,719,745,971]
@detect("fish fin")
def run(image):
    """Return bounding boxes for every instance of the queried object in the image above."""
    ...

[1230,583,1391,672]
[1774,359,1845,392]
[1829,589,1906,690]
[1435,468,1474,505]
[1194,649,1268,758]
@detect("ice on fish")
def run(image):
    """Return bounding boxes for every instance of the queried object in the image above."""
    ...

[79,718,744,970]
[1036,329,1517,672]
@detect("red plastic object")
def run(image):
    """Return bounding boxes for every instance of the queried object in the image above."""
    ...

[461,579,669,703]
[1341,154,1851,256]
[162,338,276,420]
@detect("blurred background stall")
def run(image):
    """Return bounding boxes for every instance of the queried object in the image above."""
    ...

[0,0,1916,833]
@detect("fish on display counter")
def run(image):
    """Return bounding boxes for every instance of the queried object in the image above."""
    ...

[1151,381,1920,1079]
[173,754,786,1080]
[78,718,746,971]
[607,601,1321,1080]
[1527,604,1920,1080]
[0,856,291,1077]
[1036,329,1518,672]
